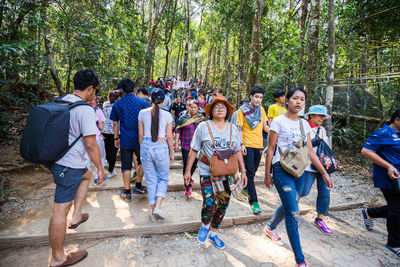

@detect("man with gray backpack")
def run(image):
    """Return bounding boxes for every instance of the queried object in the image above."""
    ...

[21,69,104,266]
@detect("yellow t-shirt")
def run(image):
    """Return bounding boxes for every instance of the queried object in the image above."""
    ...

[236,107,267,148]
[268,104,287,121]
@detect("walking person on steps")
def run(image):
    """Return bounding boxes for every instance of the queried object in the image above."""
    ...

[236,86,269,214]
[361,109,400,259]
[263,87,334,267]
[264,104,335,248]
[138,88,174,222]
[102,90,122,181]
[175,100,206,198]
[184,96,248,249]
[48,69,105,267]
[110,78,148,201]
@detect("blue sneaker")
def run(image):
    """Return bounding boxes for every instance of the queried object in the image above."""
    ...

[197,226,210,244]
[120,190,132,202]
[209,234,225,249]
[94,175,109,185]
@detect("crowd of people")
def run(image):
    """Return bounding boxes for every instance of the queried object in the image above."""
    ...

[45,68,400,267]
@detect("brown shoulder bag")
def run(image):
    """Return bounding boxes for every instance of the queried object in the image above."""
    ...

[206,121,239,176]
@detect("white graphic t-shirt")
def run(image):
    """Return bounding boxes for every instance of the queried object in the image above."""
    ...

[269,115,312,165]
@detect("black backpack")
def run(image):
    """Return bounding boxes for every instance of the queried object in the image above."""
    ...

[20,97,91,164]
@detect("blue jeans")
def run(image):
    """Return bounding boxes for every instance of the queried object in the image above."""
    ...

[140,138,170,206]
[270,162,306,264]
[268,171,331,230]
[302,171,331,215]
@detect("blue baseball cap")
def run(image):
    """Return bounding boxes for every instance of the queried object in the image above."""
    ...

[304,105,331,120]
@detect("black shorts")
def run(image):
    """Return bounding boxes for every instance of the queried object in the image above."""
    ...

[120,147,141,172]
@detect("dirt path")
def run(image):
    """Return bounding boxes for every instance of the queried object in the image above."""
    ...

[1,150,399,266]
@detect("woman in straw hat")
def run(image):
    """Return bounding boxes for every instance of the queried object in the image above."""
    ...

[184,96,248,249]
[175,100,206,198]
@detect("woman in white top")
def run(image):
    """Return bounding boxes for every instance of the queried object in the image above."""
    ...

[138,88,174,222]
[264,104,335,245]
[263,88,334,267]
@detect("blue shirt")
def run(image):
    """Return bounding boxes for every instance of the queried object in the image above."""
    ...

[363,124,400,189]
[110,94,148,149]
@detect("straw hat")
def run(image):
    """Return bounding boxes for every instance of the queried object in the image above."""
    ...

[204,96,235,117]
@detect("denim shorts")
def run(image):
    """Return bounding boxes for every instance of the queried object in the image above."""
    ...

[120,147,141,172]
[48,163,88,204]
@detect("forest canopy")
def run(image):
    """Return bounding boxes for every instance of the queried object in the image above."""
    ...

[1,0,400,147]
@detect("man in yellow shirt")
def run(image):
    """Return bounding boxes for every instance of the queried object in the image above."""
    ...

[268,89,286,125]
[236,86,269,214]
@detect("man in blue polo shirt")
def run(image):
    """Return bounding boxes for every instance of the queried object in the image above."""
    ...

[111,78,148,201]
[361,109,400,258]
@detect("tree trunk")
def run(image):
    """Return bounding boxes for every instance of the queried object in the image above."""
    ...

[246,0,264,95]
[164,44,170,79]
[175,36,182,79]
[304,0,320,107]
[222,31,230,88]
[360,37,368,141]
[325,0,335,146]
[144,0,169,85]
[204,45,213,87]
[163,0,178,79]
[297,0,309,69]
[375,50,384,127]
[182,0,190,80]
[42,0,63,95]
[238,0,246,92]
[194,8,203,80]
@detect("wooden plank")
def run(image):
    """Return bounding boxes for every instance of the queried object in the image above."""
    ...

[0,201,365,248]
[87,180,265,192]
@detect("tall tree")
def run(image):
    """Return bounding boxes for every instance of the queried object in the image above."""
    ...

[144,0,169,85]
[182,0,190,80]
[304,0,320,107]
[246,0,264,94]
[325,0,335,145]
[297,0,309,69]
[41,0,63,95]
[163,0,178,79]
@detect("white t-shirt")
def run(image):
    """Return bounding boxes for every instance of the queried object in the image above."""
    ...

[305,125,330,172]
[56,94,98,169]
[270,115,312,165]
[138,107,173,138]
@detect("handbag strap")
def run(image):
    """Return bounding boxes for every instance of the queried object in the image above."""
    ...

[312,127,323,140]
[206,121,233,150]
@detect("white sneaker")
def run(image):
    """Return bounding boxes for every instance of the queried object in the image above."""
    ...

[149,210,157,222]
[106,171,117,180]
[153,207,166,220]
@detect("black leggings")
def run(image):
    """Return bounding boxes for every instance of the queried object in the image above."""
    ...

[103,133,118,173]
[182,148,198,176]
[367,188,400,247]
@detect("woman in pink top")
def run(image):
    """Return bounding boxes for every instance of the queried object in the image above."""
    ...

[198,91,206,109]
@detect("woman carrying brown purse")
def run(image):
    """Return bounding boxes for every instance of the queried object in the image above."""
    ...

[184,96,248,249]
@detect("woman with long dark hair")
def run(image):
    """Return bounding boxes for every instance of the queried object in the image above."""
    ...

[264,87,334,267]
[138,88,174,222]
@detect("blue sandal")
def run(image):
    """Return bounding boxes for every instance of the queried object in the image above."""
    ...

[385,244,400,258]
[361,209,374,231]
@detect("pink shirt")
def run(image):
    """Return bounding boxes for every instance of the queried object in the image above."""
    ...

[95,107,106,138]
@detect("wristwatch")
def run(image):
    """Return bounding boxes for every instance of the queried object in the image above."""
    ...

[113,137,120,140]
[239,169,247,174]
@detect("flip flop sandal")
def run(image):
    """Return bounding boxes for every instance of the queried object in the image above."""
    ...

[68,213,89,229]
[361,209,374,231]
[50,250,88,267]
[385,244,400,258]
